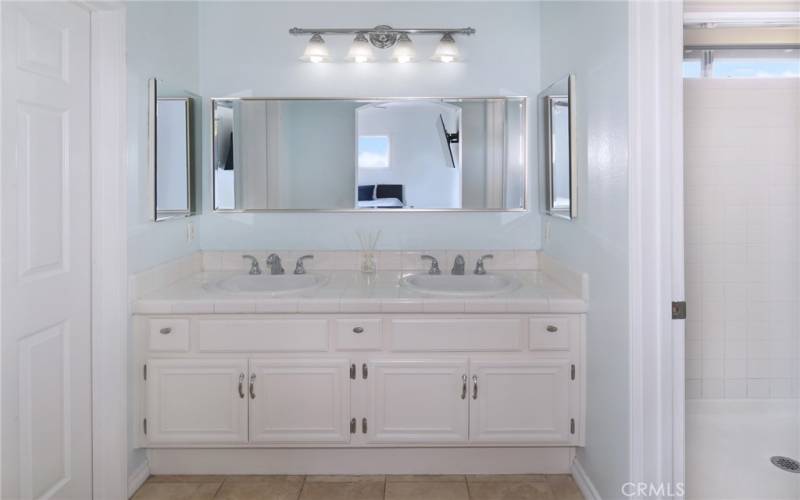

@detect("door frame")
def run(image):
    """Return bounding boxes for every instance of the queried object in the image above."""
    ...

[628,1,686,499]
[87,3,128,499]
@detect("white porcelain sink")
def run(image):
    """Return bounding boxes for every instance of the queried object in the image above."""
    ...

[212,273,327,295]
[399,273,520,297]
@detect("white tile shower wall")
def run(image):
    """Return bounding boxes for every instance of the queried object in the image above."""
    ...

[684,78,800,400]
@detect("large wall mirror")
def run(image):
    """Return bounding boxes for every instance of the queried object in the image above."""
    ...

[212,97,526,212]
[538,74,576,219]
[148,78,200,221]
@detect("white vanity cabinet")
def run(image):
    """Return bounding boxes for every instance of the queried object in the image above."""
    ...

[136,314,584,449]
[145,358,249,445]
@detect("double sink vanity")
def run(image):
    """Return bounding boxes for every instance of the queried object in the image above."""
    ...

[133,250,587,474]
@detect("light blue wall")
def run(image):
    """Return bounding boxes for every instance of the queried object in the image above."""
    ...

[127,1,201,274]
[540,2,630,498]
[195,1,542,251]
[125,0,200,475]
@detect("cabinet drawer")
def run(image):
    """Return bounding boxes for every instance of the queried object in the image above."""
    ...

[389,318,525,352]
[335,319,382,351]
[148,318,190,352]
[529,317,571,351]
[196,319,329,352]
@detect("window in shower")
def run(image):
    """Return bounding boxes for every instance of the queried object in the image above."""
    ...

[683,47,800,78]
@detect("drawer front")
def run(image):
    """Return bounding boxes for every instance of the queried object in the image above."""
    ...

[389,318,525,352]
[148,318,190,352]
[196,319,329,352]
[529,317,571,351]
[335,319,382,351]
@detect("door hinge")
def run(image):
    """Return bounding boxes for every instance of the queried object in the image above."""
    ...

[570,418,575,434]
[672,301,687,320]
[143,364,147,381]
[143,418,148,435]
[570,364,575,381]
[362,417,368,434]
[350,363,356,380]
[362,363,368,380]
[350,418,357,434]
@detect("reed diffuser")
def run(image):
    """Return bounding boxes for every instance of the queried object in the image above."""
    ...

[357,230,381,274]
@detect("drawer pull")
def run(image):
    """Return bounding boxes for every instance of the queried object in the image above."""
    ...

[352,327,364,334]
[546,325,558,333]
[159,327,172,335]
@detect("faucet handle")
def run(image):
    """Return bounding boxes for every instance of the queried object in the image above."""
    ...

[294,255,314,275]
[421,255,442,275]
[474,254,494,275]
[242,255,262,275]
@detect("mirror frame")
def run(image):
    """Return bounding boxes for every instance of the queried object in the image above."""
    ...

[538,74,577,220]
[209,96,528,213]
[148,78,194,222]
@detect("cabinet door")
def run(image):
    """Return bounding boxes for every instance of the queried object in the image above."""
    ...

[366,359,469,444]
[469,359,572,444]
[249,359,350,444]
[145,359,248,444]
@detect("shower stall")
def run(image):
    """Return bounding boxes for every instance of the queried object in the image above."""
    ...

[683,8,800,499]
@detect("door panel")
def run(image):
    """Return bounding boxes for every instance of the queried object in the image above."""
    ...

[366,359,469,444]
[146,359,249,445]
[249,359,350,443]
[1,2,92,498]
[469,359,572,444]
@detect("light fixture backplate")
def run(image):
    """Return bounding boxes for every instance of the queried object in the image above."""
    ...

[368,25,398,49]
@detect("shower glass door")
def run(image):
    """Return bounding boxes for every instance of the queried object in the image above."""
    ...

[683,44,800,499]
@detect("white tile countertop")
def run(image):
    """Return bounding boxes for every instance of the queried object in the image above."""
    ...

[133,270,587,315]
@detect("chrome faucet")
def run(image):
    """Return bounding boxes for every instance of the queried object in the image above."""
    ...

[242,255,262,275]
[474,254,494,275]
[451,254,465,275]
[421,255,441,275]
[266,253,285,275]
[294,255,314,275]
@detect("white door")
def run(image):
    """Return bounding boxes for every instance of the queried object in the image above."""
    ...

[249,359,351,444]
[469,359,572,444]
[366,359,469,444]
[145,359,249,445]
[1,2,92,498]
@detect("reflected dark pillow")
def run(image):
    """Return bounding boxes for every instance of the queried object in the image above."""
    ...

[358,185,375,201]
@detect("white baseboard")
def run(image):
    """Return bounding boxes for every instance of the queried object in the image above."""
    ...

[127,460,150,499]
[148,447,573,475]
[571,459,602,500]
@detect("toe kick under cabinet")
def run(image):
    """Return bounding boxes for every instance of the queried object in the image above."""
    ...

[135,314,585,448]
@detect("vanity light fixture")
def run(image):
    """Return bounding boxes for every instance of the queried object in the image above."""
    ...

[391,33,416,63]
[300,33,330,63]
[290,25,474,63]
[346,33,376,63]
[431,33,460,63]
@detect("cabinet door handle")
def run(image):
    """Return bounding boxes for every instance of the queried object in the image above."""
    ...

[472,375,478,400]
[238,373,245,398]
[546,325,558,333]
[460,374,467,399]
[352,327,364,334]
[159,327,172,335]
[249,373,256,399]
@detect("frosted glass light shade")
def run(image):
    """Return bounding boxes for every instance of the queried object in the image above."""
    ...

[391,33,416,63]
[300,34,330,63]
[431,33,460,63]
[346,33,375,63]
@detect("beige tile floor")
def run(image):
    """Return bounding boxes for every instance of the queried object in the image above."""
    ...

[133,474,584,500]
